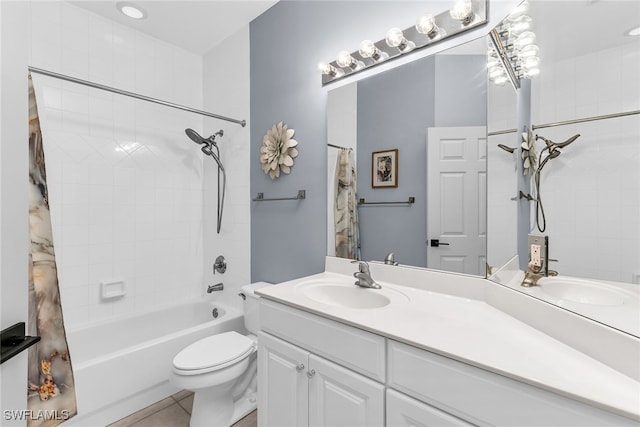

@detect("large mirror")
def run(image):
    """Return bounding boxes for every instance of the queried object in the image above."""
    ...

[327,37,489,277]
[487,0,640,337]
[327,0,640,338]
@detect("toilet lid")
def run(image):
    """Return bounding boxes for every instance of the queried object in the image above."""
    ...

[173,331,254,372]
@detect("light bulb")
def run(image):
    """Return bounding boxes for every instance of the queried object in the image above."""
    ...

[416,13,437,37]
[522,56,540,70]
[524,67,540,78]
[117,2,146,19]
[317,62,336,76]
[509,16,532,36]
[450,0,474,24]
[514,31,536,50]
[518,44,539,59]
[336,51,354,68]
[385,28,404,47]
[359,40,376,58]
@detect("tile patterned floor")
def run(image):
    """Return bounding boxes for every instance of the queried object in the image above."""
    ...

[107,390,257,427]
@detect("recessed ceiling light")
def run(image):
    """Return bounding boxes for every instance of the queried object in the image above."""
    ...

[117,2,147,20]
[625,25,640,37]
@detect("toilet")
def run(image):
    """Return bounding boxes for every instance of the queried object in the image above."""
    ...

[170,282,271,427]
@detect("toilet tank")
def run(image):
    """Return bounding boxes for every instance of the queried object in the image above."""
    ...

[241,282,272,334]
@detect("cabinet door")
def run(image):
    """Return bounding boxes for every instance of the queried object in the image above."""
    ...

[387,389,474,427]
[308,354,384,427]
[258,332,309,427]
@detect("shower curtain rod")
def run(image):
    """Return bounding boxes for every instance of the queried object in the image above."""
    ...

[28,66,246,127]
[488,109,640,136]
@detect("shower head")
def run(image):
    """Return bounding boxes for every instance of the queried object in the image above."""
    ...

[185,128,224,146]
[186,128,206,145]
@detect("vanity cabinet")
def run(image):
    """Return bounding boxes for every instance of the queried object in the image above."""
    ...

[258,298,638,426]
[258,331,384,427]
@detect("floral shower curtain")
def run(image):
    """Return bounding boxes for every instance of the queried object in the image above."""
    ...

[27,75,77,426]
[334,149,360,260]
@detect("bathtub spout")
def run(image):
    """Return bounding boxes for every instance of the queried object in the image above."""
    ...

[207,283,224,293]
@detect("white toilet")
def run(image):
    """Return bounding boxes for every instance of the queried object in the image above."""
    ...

[170,282,270,427]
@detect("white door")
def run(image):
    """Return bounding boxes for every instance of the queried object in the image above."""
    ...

[427,126,487,276]
[258,332,310,427]
[308,354,384,427]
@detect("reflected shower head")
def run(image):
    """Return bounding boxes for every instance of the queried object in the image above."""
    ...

[537,133,580,152]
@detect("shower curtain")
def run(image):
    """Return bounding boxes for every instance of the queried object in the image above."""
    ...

[334,149,361,260]
[27,75,77,426]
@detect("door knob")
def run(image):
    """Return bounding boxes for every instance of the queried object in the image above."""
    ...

[296,363,305,372]
[306,369,316,378]
[429,239,450,247]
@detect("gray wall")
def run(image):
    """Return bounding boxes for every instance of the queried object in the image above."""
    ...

[249,1,516,283]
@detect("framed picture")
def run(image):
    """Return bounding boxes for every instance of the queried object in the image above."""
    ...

[371,149,398,188]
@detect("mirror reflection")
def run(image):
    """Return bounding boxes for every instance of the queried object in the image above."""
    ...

[327,37,488,277]
[487,0,640,337]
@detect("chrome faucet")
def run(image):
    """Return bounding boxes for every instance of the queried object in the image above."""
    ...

[384,252,399,266]
[207,283,224,293]
[351,260,381,289]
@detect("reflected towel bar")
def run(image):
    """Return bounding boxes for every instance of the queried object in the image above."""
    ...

[358,197,415,205]
[253,190,306,201]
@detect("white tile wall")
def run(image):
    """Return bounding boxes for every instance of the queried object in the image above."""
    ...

[29,1,206,328]
[530,40,640,283]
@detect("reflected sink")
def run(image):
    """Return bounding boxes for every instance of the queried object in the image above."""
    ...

[536,277,635,306]
[295,280,409,309]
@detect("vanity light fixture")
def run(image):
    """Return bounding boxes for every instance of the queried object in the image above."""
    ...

[318,0,488,85]
[488,1,541,88]
[117,2,147,20]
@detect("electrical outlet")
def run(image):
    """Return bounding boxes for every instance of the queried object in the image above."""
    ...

[531,244,541,267]
[528,234,548,269]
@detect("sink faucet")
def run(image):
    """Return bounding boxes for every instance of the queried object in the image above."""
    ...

[351,260,381,289]
[521,261,559,287]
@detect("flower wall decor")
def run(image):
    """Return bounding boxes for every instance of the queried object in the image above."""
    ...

[260,121,299,179]
[521,127,537,175]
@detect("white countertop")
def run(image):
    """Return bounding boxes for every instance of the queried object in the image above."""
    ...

[256,258,640,420]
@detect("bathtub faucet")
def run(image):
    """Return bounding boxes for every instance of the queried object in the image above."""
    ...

[207,283,224,293]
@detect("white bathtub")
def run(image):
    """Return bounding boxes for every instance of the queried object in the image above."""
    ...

[64,299,244,426]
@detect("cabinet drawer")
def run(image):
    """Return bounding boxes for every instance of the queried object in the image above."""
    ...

[387,389,472,427]
[388,340,636,426]
[260,299,386,382]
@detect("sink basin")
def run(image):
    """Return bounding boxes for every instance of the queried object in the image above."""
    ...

[295,280,409,309]
[536,277,634,306]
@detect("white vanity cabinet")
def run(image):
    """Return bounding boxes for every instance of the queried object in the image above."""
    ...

[258,331,384,427]
[258,298,638,426]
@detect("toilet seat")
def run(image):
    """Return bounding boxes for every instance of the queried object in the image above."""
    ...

[173,331,255,376]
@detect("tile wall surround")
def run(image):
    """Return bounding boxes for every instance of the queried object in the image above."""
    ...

[28,1,208,329]
[531,40,640,283]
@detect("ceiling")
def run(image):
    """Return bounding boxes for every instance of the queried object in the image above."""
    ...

[68,1,279,55]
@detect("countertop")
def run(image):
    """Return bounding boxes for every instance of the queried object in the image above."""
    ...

[256,259,640,420]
